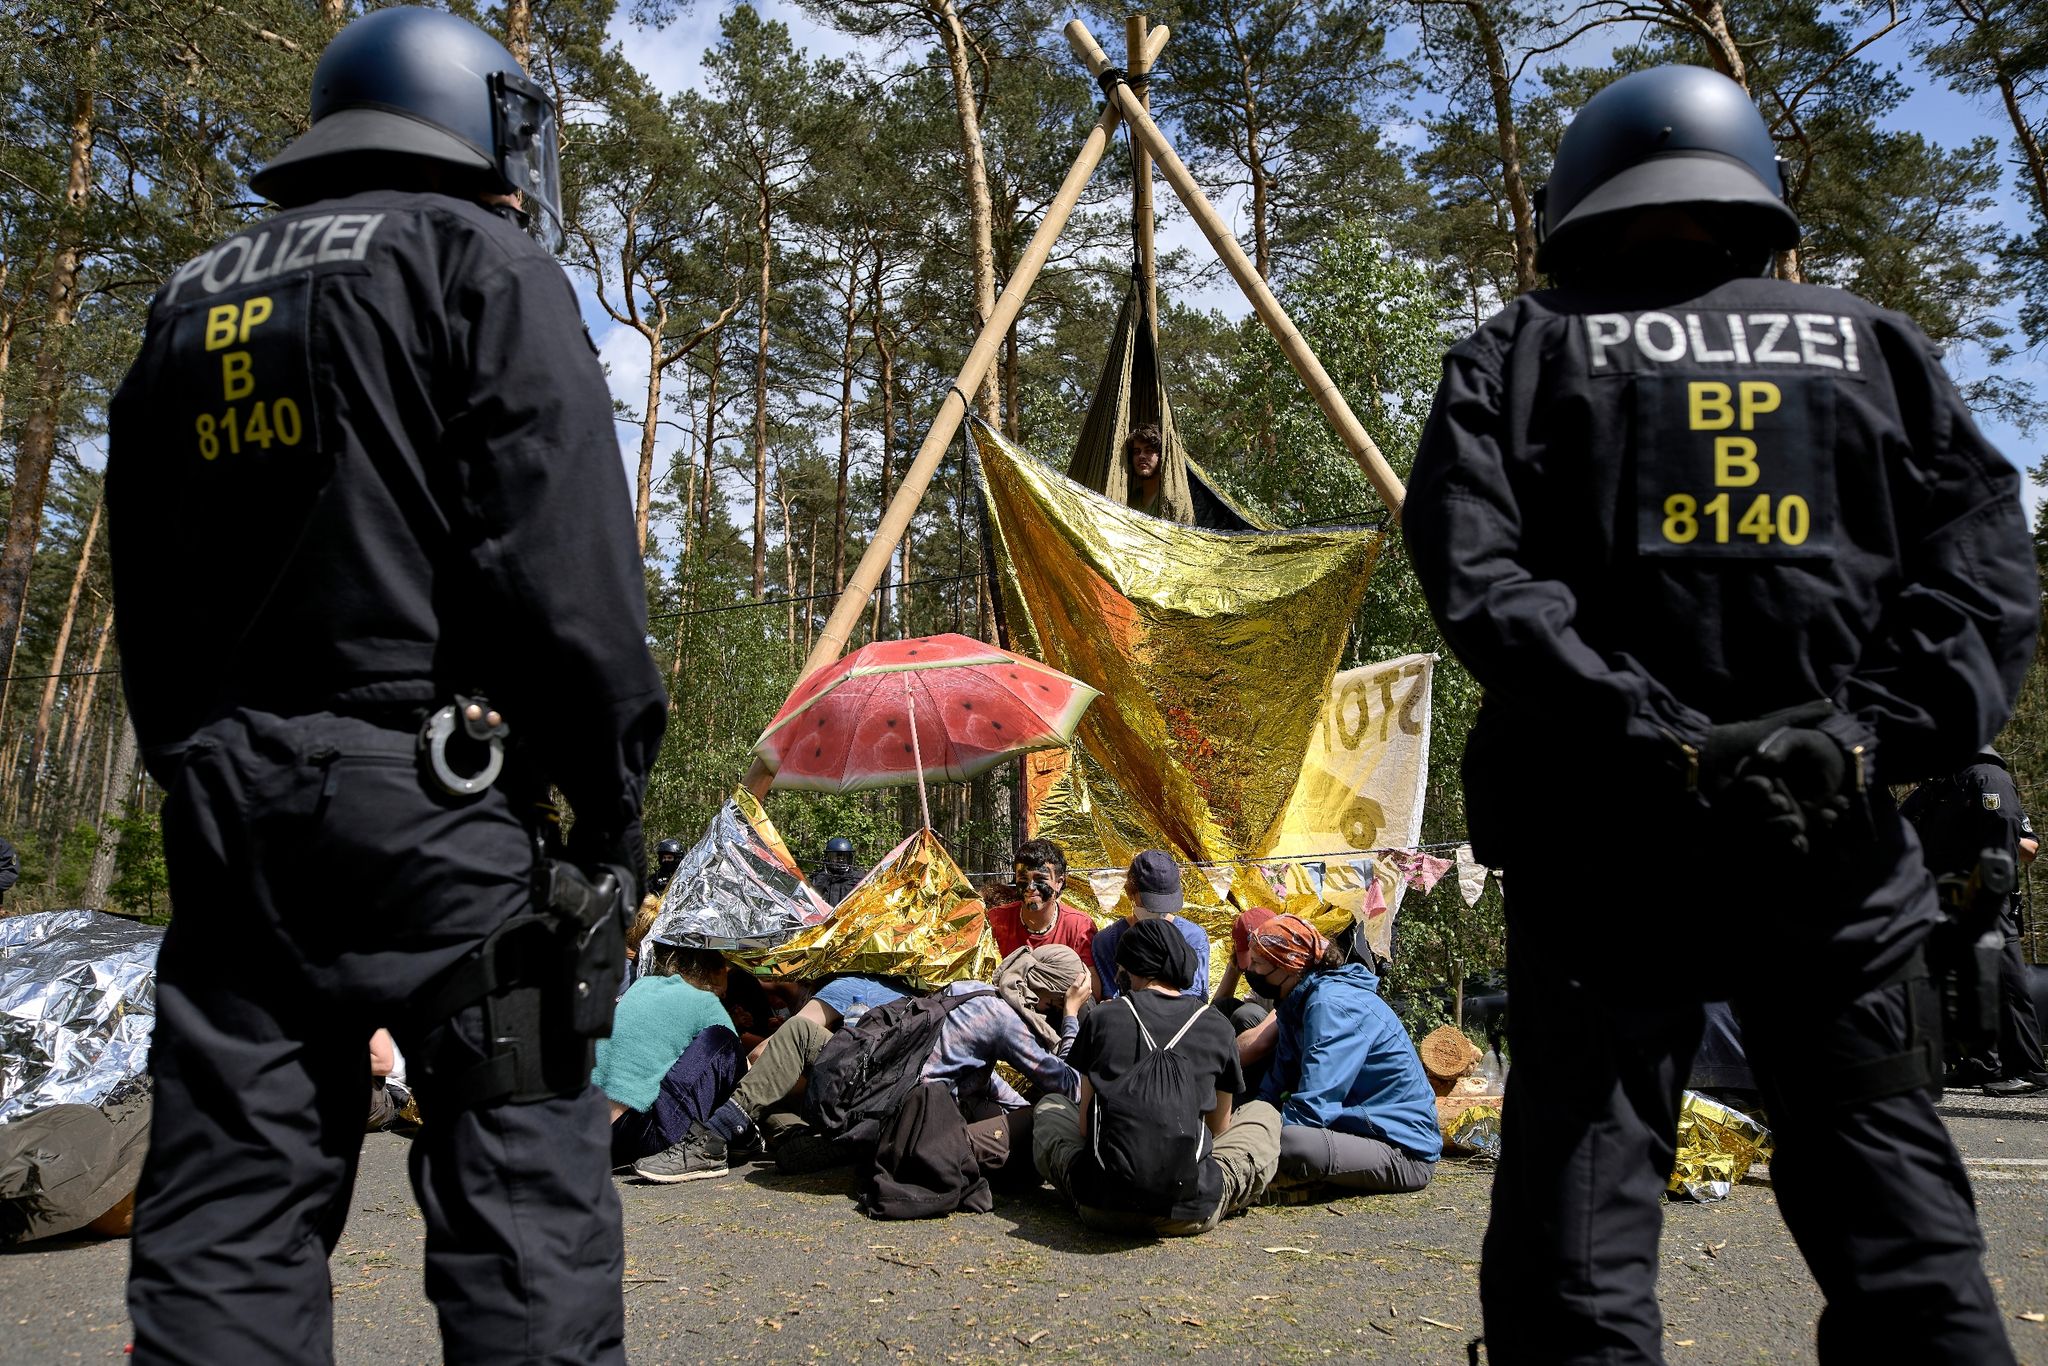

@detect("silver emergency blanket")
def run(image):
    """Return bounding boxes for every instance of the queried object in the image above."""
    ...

[0,910,161,1123]
[648,797,833,951]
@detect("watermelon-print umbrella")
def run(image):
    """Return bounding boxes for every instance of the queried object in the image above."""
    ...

[754,633,1100,826]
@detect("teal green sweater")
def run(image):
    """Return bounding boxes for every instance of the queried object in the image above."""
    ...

[591,976,733,1112]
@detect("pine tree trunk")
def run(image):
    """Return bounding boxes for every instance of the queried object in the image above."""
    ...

[752,177,772,598]
[503,0,532,71]
[1470,1,1538,293]
[61,603,111,802]
[28,493,102,819]
[1996,65,2048,222]
[85,715,137,909]
[871,251,897,637]
[933,0,1002,426]
[634,309,667,555]
[700,331,722,546]
[0,80,94,687]
[835,262,856,593]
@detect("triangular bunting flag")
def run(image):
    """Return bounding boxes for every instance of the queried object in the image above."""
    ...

[1456,843,1487,907]
[1203,864,1236,903]
[1085,868,1128,915]
[1301,860,1326,896]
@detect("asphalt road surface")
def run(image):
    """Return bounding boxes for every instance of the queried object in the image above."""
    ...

[4,1094,2043,1364]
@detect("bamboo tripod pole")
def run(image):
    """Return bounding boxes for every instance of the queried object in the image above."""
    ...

[742,24,1172,801]
[1064,19,1407,516]
[1126,13,1158,335]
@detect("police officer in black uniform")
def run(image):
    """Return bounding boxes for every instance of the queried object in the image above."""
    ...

[649,836,687,897]
[1405,66,2034,1365]
[1902,748,2047,1095]
[107,10,664,1362]
[812,835,866,905]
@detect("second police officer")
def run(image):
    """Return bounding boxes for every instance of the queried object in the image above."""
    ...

[108,9,664,1363]
[1406,67,2035,1364]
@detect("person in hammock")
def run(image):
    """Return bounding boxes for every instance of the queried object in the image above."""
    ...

[1123,424,1164,517]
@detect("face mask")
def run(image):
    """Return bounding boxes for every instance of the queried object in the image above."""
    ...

[1245,968,1289,1000]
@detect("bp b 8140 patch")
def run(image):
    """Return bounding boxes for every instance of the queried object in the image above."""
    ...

[159,272,318,469]
[1635,375,1834,559]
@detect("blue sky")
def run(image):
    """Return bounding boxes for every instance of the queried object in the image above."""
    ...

[580,3,2046,533]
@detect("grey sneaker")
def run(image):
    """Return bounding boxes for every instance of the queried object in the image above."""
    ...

[633,1125,730,1184]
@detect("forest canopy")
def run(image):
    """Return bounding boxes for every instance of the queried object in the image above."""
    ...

[2,0,2043,990]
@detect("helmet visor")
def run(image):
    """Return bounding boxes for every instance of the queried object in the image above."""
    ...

[491,70,563,253]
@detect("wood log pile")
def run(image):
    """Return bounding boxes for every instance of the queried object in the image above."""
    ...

[1418,1025,1503,1135]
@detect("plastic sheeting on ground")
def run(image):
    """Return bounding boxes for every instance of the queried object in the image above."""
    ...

[1667,1091,1775,1202]
[648,788,833,951]
[0,910,160,1124]
[735,828,997,990]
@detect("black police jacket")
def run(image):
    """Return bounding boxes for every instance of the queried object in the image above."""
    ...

[107,190,667,867]
[1406,272,2037,862]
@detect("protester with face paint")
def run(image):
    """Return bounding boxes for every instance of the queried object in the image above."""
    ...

[1247,915,1440,1198]
[986,839,1097,965]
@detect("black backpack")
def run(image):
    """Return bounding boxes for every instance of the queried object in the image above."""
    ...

[859,1081,994,1220]
[806,989,995,1147]
[1089,994,1212,1214]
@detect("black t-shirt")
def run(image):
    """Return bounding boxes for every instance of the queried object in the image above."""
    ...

[1067,990,1244,1220]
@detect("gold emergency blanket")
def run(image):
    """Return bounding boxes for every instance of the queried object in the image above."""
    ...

[735,827,998,990]
[1667,1091,1775,1202]
[971,422,1382,910]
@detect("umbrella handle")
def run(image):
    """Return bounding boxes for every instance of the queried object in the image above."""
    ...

[905,675,932,831]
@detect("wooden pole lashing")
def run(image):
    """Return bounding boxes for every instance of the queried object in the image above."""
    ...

[1064,19,1407,517]
[742,24,1173,800]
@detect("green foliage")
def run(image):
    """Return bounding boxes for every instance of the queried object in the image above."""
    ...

[107,804,167,922]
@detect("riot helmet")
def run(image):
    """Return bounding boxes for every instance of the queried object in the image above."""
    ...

[1535,65,1798,274]
[824,837,855,872]
[250,7,564,251]
[655,837,685,866]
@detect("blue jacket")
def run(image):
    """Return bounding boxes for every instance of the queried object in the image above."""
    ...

[1258,962,1442,1162]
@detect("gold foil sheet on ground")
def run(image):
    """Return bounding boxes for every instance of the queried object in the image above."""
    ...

[1667,1091,1775,1203]
[1445,1106,1504,1158]
[736,828,997,991]
[971,421,1382,873]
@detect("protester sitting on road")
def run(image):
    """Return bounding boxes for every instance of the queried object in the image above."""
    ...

[922,945,1092,1185]
[986,839,1097,963]
[1247,915,1440,1198]
[1090,850,1211,1000]
[641,974,917,1182]
[1212,906,1281,1096]
[597,945,744,1171]
[1036,919,1280,1236]
[619,893,666,994]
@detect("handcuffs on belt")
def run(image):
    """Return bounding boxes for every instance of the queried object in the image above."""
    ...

[420,693,508,796]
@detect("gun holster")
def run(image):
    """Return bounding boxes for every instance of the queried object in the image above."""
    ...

[409,861,630,1115]
[1931,846,2015,1054]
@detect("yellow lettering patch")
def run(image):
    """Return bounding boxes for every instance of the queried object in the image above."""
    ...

[165,276,316,465]
[1639,376,1831,559]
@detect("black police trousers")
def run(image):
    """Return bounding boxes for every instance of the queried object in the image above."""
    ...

[1994,927,2046,1081]
[126,711,625,1365]
[1480,897,2013,1366]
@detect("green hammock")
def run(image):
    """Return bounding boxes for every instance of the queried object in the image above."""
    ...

[1063,278,1266,531]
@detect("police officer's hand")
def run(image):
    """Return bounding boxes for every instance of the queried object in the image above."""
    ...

[1704,706,1848,856]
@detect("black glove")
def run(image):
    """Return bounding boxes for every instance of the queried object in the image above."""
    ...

[1700,702,1847,856]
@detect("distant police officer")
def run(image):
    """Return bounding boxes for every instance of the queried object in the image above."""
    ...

[108,10,664,1363]
[1406,66,2034,1365]
[812,836,866,905]
[649,836,687,897]
[1902,748,2046,1095]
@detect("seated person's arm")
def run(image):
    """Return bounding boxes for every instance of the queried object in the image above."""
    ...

[1236,1010,1279,1066]
[1206,1090,1234,1137]
[1075,1076,1095,1141]
[1088,966,1106,1002]
[1281,992,1367,1128]
[990,1072,1029,1110]
[994,1006,1082,1102]
[1212,960,1242,1007]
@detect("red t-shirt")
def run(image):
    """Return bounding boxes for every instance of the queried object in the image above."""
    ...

[986,899,1099,961]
